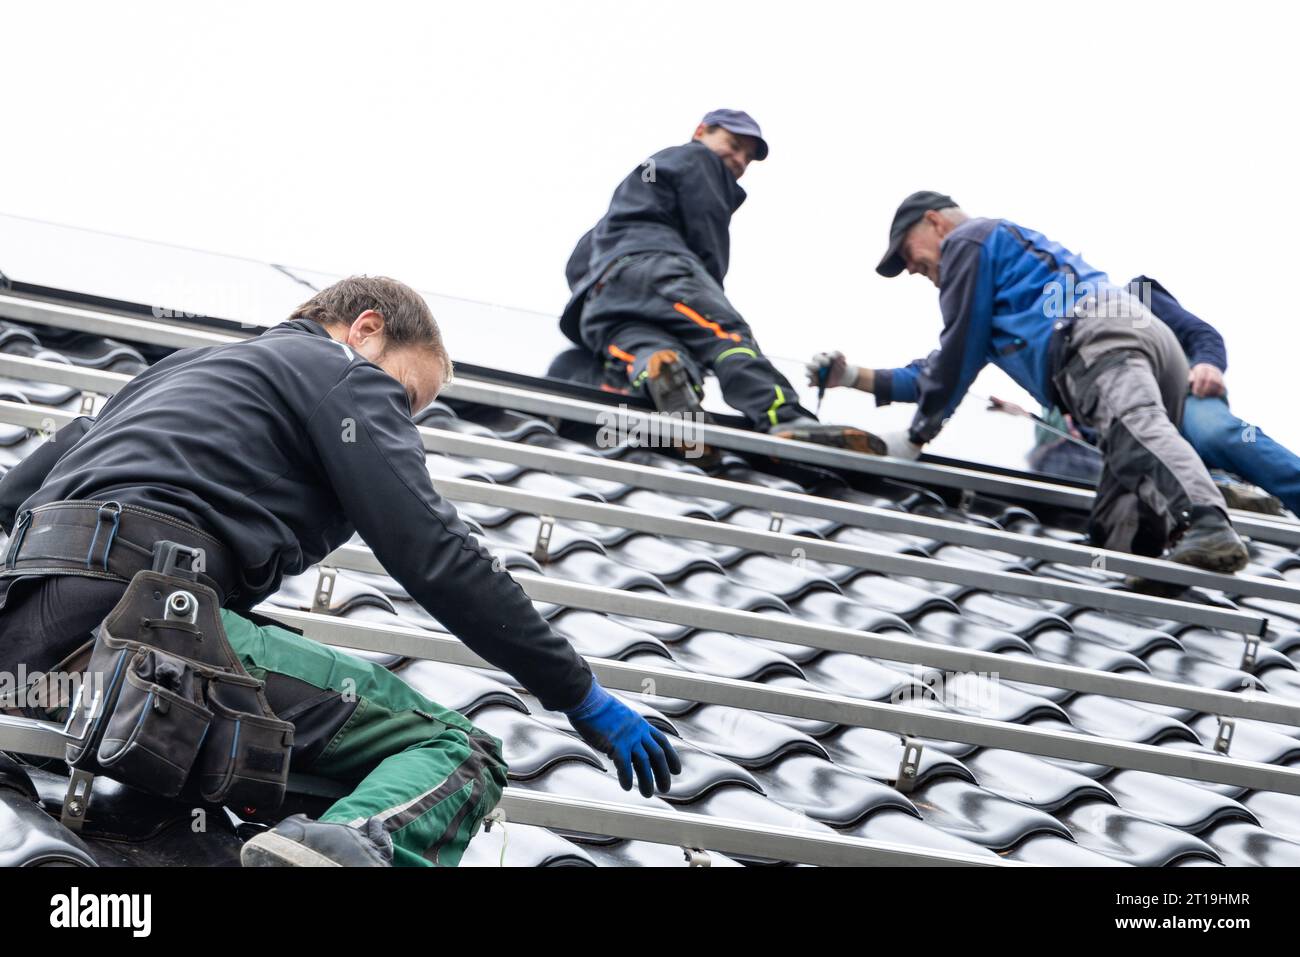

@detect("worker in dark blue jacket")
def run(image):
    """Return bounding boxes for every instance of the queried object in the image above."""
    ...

[558,110,880,453]
[1129,276,1300,516]
[808,192,1249,571]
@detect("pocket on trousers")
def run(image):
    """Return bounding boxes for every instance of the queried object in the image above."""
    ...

[196,673,294,810]
[96,648,213,799]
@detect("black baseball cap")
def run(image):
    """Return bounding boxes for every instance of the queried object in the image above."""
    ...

[701,108,769,161]
[876,190,957,277]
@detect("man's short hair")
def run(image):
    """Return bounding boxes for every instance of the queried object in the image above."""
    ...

[289,276,452,381]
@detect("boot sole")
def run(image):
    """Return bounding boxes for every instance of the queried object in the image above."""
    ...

[1219,484,1286,516]
[240,830,342,867]
[773,427,888,456]
[1168,542,1250,574]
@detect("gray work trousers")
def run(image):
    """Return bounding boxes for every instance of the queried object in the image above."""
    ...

[1053,292,1226,555]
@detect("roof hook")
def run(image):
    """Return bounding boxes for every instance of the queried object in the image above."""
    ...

[311,566,337,615]
[533,515,556,564]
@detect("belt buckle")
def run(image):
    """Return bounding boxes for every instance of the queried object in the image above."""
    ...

[150,540,203,582]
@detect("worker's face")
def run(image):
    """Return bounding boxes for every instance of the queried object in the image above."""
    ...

[344,311,447,413]
[901,213,946,287]
[693,124,759,179]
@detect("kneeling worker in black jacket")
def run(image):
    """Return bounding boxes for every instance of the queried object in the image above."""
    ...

[0,276,679,866]
[558,109,882,453]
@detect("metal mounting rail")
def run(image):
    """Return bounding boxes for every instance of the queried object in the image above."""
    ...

[322,543,1294,726]
[1,289,1295,544]
[418,474,1269,636]
[0,712,70,758]
[440,376,1300,547]
[0,291,244,349]
[287,780,1013,868]
[0,398,1274,635]
[413,427,1300,603]
[1,377,1298,607]
[0,714,1006,866]
[492,790,1012,867]
[258,607,1300,795]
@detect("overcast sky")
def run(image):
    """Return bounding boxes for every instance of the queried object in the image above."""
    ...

[2,0,1296,468]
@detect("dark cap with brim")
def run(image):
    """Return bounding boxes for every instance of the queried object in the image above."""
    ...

[701,108,769,161]
[876,190,957,277]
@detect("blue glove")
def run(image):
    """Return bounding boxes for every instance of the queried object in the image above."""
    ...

[564,680,682,797]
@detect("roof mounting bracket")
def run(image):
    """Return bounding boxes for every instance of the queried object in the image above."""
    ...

[311,567,337,615]
[1214,718,1236,755]
[682,847,712,867]
[532,515,556,564]
[60,767,95,832]
[1241,634,1261,672]
[895,736,923,794]
[958,489,976,512]
[78,392,97,416]
[768,512,784,534]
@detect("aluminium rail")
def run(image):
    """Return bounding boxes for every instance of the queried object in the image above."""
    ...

[414,427,1300,605]
[0,402,1290,719]
[1,367,1299,608]
[0,714,1005,866]
[4,605,1297,795]
[417,474,1271,636]
[265,608,1300,795]
[322,542,1297,727]
[1,289,1296,545]
[0,396,1272,635]
[442,377,1300,548]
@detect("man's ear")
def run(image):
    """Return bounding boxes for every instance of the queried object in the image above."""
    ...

[691,122,709,141]
[348,309,386,344]
[926,209,954,238]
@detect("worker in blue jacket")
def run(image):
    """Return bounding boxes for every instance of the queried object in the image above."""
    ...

[963,276,1297,518]
[808,191,1249,572]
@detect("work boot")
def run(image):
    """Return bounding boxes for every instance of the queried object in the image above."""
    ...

[240,813,394,867]
[644,350,708,419]
[1166,505,1250,574]
[769,417,887,455]
[1213,472,1285,516]
[641,350,720,466]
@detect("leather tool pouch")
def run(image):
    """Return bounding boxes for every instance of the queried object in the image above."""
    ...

[65,542,294,809]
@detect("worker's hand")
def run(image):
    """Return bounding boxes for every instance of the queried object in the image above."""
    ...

[1188,363,1226,398]
[805,351,858,390]
[563,679,681,797]
[880,429,923,460]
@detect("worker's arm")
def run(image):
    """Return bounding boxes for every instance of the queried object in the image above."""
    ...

[869,353,937,406]
[306,361,680,795]
[669,145,737,284]
[1131,275,1228,372]
[0,416,94,533]
[1130,275,1228,398]
[901,237,997,444]
[306,363,592,711]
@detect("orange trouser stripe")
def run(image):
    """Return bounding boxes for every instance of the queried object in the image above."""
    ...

[673,302,742,342]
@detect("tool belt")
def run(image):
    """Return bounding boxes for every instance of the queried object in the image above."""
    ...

[62,542,294,810]
[2,500,239,603]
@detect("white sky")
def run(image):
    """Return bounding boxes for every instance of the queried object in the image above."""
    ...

[2,0,1297,468]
